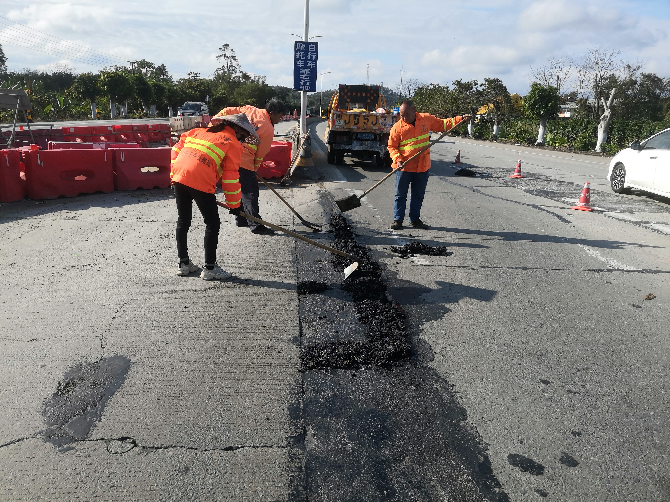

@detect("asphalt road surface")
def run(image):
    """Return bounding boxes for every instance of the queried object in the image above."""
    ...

[1,118,668,501]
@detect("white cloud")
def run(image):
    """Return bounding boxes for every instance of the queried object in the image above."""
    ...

[0,0,667,96]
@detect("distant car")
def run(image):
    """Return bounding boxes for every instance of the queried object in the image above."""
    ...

[177,102,209,117]
[607,128,670,198]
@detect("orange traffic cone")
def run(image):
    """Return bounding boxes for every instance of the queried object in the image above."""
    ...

[454,150,461,164]
[510,159,524,178]
[572,182,593,211]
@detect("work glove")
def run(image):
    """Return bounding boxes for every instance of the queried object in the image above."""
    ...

[228,206,242,216]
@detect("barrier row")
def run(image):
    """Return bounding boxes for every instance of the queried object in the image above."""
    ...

[2,123,171,149]
[1,140,292,203]
[0,146,171,202]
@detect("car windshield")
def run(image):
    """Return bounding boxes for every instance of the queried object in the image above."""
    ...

[182,103,201,110]
[643,130,670,150]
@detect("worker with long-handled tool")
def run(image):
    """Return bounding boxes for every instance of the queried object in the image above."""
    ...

[211,98,287,235]
[387,100,468,230]
[171,114,261,280]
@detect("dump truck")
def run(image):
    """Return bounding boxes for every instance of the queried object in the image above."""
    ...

[324,84,398,167]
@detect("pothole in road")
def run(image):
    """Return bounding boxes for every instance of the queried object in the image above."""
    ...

[42,355,131,450]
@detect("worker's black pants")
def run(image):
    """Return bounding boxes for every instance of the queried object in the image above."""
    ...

[235,168,262,230]
[174,182,220,265]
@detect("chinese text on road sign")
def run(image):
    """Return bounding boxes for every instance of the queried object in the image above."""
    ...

[293,41,318,92]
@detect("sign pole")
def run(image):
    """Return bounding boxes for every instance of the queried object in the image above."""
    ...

[300,0,309,135]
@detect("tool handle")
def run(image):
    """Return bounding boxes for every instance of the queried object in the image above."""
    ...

[255,173,321,230]
[216,201,355,260]
[361,130,450,198]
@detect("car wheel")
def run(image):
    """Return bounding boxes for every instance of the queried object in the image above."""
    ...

[610,163,631,194]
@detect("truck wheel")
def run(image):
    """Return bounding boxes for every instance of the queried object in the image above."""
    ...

[384,152,392,168]
[327,147,335,164]
[375,153,384,167]
[335,152,344,165]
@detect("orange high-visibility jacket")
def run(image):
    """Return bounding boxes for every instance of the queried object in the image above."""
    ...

[387,113,464,172]
[170,126,242,207]
[213,105,274,172]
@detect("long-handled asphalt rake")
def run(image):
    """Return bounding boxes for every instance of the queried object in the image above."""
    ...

[335,130,452,213]
[256,173,321,232]
[216,201,358,279]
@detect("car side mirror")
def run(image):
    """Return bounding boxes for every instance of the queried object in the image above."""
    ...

[630,141,641,150]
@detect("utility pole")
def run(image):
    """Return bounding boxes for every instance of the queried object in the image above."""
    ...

[366,64,369,86]
[300,0,309,135]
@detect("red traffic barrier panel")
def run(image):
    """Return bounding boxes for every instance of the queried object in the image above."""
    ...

[257,141,292,179]
[62,126,93,143]
[0,150,27,202]
[48,141,94,150]
[24,149,114,199]
[148,123,170,142]
[112,124,134,143]
[92,125,117,142]
[112,147,171,190]
[131,124,149,143]
[93,142,140,149]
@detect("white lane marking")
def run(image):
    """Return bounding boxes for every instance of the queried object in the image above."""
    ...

[604,212,641,222]
[332,167,348,182]
[578,244,639,271]
[646,223,670,235]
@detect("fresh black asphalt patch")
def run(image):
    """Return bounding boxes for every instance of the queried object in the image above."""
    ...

[289,192,510,501]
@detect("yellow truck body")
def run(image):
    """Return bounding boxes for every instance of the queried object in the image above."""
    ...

[324,84,398,167]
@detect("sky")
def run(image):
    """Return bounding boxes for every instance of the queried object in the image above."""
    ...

[1,0,669,96]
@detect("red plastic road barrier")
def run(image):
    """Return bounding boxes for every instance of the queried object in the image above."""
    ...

[24,149,114,199]
[131,124,149,143]
[94,142,140,149]
[112,147,171,190]
[0,150,27,202]
[257,141,292,179]
[113,124,134,143]
[62,126,93,143]
[148,123,171,142]
[48,141,94,150]
[92,125,116,142]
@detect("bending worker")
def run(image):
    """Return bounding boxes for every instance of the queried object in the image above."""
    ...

[171,113,261,280]
[387,100,468,230]
[212,97,287,235]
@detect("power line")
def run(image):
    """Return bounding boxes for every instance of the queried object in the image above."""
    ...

[0,15,128,70]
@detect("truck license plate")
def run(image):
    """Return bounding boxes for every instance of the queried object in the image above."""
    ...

[357,133,375,140]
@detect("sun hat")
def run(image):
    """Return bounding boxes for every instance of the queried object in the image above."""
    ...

[209,113,261,145]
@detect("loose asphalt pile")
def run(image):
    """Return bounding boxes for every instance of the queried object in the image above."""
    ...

[390,241,453,259]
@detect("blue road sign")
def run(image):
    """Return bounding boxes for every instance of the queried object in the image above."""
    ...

[294,41,318,92]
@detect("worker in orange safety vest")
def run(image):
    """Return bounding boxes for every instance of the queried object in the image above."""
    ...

[387,100,468,230]
[211,98,287,235]
[171,113,260,280]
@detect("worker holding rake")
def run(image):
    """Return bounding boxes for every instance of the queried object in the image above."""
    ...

[387,100,467,230]
[171,113,260,280]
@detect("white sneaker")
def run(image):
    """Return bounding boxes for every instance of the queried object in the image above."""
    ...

[177,260,199,276]
[200,265,232,281]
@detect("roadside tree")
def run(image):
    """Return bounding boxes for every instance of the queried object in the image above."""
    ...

[70,73,100,119]
[524,82,560,145]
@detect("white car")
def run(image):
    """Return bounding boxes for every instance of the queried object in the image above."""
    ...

[607,127,670,198]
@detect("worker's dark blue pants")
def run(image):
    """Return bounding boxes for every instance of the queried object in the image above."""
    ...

[393,169,430,223]
[235,168,262,230]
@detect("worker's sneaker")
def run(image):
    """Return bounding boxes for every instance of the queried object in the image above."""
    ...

[177,260,199,276]
[410,219,430,229]
[200,264,233,281]
[390,220,403,230]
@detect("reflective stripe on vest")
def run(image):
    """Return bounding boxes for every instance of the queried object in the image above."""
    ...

[184,137,226,177]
